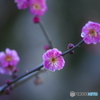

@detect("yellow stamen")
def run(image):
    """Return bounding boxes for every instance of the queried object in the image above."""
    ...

[51,57,57,63]
[6,56,12,62]
[89,29,97,37]
[33,4,41,10]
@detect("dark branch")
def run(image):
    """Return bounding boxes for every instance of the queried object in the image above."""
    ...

[0,39,84,95]
[39,21,54,48]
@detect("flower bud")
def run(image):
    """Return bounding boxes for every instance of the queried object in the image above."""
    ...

[12,73,18,79]
[33,16,40,23]
[5,80,11,85]
[67,43,74,54]
[44,45,51,51]
[3,88,11,95]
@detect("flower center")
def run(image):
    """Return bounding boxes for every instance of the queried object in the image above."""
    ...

[51,57,57,63]
[6,56,12,62]
[89,29,97,37]
[33,3,41,10]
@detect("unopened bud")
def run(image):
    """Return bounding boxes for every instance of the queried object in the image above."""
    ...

[67,43,74,54]
[12,73,18,79]
[5,80,11,85]
[44,45,51,51]
[4,88,11,95]
[33,16,40,23]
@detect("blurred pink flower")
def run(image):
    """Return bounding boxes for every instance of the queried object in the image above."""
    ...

[43,45,51,51]
[14,0,29,9]
[0,65,17,75]
[0,48,20,75]
[42,48,65,71]
[81,21,100,44]
[29,0,48,16]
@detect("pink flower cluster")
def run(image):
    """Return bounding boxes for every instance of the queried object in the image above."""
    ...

[14,0,47,16]
[81,21,100,44]
[43,48,65,72]
[0,48,20,75]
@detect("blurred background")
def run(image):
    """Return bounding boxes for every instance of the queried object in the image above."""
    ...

[0,0,100,100]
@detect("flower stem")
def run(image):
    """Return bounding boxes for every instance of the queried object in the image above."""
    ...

[39,21,54,48]
[0,63,43,94]
[62,40,84,56]
[0,40,84,95]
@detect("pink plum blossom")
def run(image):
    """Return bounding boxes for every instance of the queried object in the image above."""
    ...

[29,0,48,16]
[81,21,100,44]
[0,48,20,75]
[14,0,29,9]
[42,48,65,71]
[0,66,18,75]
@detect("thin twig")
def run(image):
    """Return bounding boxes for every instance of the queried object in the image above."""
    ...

[39,21,54,48]
[61,40,84,56]
[0,63,43,93]
[14,69,46,88]
[0,40,84,95]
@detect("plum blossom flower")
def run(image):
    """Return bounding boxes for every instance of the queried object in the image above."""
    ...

[42,48,65,71]
[0,48,20,75]
[0,66,18,75]
[29,0,48,16]
[14,0,29,9]
[81,21,100,44]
